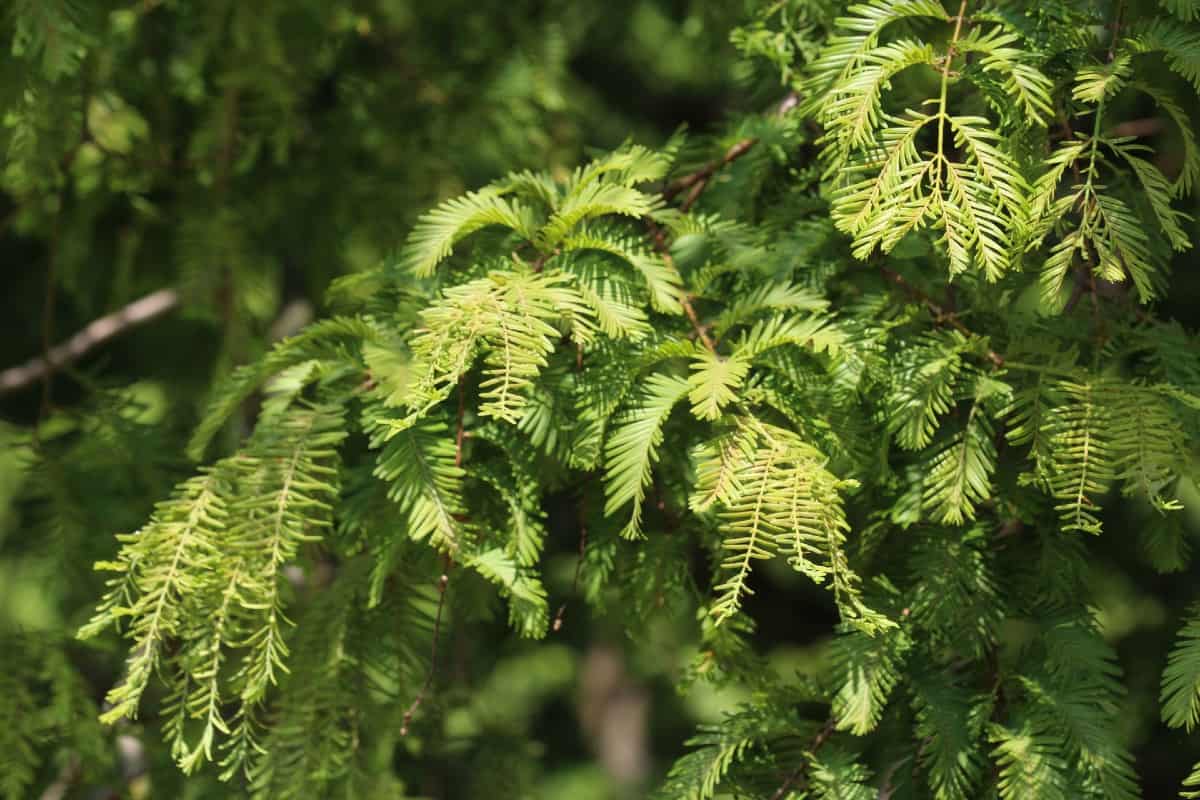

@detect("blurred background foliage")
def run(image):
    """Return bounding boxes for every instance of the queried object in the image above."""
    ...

[1,0,1199,798]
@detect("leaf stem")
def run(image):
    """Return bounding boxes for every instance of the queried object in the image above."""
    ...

[935,0,970,183]
[400,557,452,737]
[769,717,837,800]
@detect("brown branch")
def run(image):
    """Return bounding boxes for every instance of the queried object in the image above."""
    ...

[1056,113,1085,184]
[530,245,561,273]
[1064,265,1090,315]
[776,91,801,116]
[945,0,969,75]
[649,87,1009,370]
[648,91,809,349]
[641,217,717,353]
[1,288,181,396]
[996,518,1024,540]
[878,756,907,800]
[665,138,759,210]
[878,266,1004,368]
[662,90,799,211]
[769,717,837,800]
[680,293,717,353]
[400,558,452,737]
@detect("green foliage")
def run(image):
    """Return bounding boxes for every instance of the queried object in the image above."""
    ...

[706,420,882,631]
[604,371,691,538]
[5,0,1200,797]
[82,403,348,775]
[1163,606,1200,732]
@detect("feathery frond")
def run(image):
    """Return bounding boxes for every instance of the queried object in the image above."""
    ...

[911,675,990,800]
[709,422,883,630]
[371,417,466,553]
[1163,606,1200,732]
[79,469,232,720]
[886,333,967,452]
[832,626,910,735]
[812,5,1042,280]
[399,271,592,427]
[656,714,761,800]
[1045,381,1117,534]
[603,371,690,538]
[989,722,1070,800]
[402,188,534,277]
[468,548,550,638]
[84,404,346,775]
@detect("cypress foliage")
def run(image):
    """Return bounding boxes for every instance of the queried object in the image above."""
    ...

[4,0,1200,797]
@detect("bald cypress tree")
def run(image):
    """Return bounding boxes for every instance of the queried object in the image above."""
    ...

[4,1,1200,797]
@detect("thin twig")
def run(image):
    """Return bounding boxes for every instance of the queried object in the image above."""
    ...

[400,557,452,737]
[1109,117,1163,139]
[641,217,718,353]
[878,266,1004,368]
[681,293,717,353]
[1064,1,1125,341]
[552,497,589,633]
[1,288,181,396]
[665,138,760,210]
[662,90,799,210]
[877,756,907,800]
[776,91,801,116]
[401,378,466,734]
[945,0,969,72]
[1058,112,1085,180]
[530,247,560,273]
[769,717,837,800]
[1107,0,1125,64]
[648,82,1005,369]
[650,94,808,353]
[934,0,970,169]
[995,518,1024,540]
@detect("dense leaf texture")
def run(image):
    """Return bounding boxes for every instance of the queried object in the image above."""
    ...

[3,0,1200,797]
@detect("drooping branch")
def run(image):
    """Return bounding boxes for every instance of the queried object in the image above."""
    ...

[0,288,180,396]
